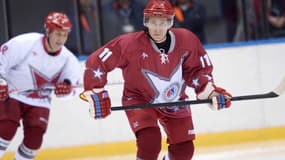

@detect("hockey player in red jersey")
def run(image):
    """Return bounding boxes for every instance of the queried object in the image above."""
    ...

[0,12,81,160]
[80,0,232,159]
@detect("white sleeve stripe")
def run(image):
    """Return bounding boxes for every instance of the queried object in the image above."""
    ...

[101,51,112,62]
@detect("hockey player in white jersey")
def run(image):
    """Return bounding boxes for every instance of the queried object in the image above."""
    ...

[0,12,81,160]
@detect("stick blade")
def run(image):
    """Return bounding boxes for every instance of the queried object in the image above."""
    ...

[273,76,285,96]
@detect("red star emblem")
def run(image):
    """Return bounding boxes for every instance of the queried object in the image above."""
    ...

[28,66,62,98]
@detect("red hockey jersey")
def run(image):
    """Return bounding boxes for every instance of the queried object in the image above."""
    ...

[84,28,213,115]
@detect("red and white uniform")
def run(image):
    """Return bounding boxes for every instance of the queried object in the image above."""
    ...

[84,28,214,141]
[0,33,81,108]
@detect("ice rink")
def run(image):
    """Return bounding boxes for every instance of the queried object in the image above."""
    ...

[193,140,285,160]
[67,139,285,160]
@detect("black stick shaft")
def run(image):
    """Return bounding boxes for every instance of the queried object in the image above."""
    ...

[231,92,278,101]
[110,92,279,111]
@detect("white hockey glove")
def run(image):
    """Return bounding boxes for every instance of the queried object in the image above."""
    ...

[197,83,232,110]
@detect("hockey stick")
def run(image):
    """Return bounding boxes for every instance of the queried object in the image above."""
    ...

[9,81,124,94]
[110,76,285,111]
[9,85,82,94]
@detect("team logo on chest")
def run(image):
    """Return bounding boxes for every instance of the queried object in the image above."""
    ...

[27,65,62,98]
[143,60,185,103]
[164,83,179,101]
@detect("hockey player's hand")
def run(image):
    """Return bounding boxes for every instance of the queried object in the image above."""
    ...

[209,87,232,110]
[55,79,72,97]
[79,89,111,119]
[197,83,232,110]
[0,79,8,101]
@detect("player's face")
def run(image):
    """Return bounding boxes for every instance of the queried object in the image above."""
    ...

[146,16,172,43]
[46,29,69,52]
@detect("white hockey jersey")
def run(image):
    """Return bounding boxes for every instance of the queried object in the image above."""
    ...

[0,33,81,108]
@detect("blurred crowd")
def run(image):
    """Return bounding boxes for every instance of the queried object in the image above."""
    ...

[2,0,285,55]
[78,0,285,53]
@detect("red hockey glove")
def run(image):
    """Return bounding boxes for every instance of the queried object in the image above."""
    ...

[209,87,232,110]
[197,83,232,110]
[79,89,111,119]
[0,79,8,101]
[55,79,72,97]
